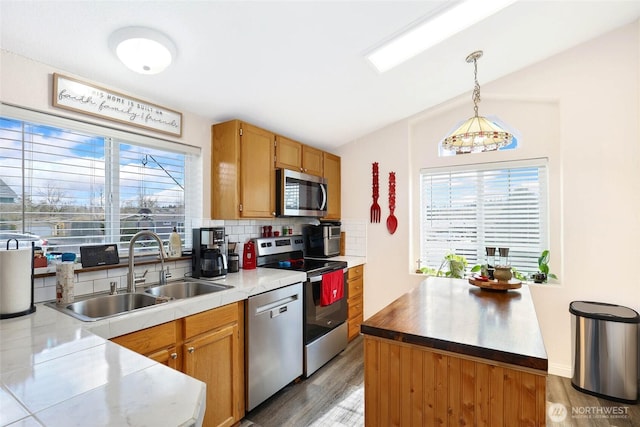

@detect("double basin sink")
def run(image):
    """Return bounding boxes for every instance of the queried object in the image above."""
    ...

[48,279,232,322]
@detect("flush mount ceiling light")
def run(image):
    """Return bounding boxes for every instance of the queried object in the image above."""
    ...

[366,0,517,73]
[441,50,513,154]
[109,27,176,75]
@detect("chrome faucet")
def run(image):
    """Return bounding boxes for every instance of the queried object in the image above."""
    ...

[127,230,167,293]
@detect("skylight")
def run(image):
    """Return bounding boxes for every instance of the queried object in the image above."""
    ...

[366,0,518,73]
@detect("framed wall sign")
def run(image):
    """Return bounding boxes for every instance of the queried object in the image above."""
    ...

[52,73,182,137]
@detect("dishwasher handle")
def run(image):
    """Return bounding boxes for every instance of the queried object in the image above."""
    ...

[271,305,288,318]
[254,294,299,318]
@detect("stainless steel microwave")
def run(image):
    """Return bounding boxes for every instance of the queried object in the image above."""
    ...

[276,169,327,217]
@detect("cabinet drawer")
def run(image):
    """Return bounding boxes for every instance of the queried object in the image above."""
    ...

[111,321,176,355]
[348,297,363,320]
[184,302,239,339]
[348,317,362,340]
[348,276,363,298]
[348,265,363,280]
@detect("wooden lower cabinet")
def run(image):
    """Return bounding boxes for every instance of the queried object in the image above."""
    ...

[146,346,179,369]
[347,265,365,341]
[363,336,547,426]
[183,303,244,427]
[111,321,178,368]
[111,302,245,427]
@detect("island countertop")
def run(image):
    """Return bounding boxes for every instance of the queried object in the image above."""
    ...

[361,277,548,371]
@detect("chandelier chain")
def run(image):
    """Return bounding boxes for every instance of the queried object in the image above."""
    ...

[441,50,513,154]
[472,56,481,117]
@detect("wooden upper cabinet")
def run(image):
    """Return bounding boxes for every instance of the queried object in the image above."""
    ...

[274,135,302,171]
[213,119,340,218]
[240,124,275,218]
[212,120,275,219]
[323,152,341,220]
[302,145,323,176]
[275,136,323,177]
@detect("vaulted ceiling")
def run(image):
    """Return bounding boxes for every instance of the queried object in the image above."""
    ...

[2,1,639,149]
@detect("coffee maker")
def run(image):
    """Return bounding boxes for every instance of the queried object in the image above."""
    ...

[192,227,227,278]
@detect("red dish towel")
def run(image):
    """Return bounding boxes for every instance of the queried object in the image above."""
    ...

[320,270,344,306]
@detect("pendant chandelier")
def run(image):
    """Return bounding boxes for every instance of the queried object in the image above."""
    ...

[442,50,513,154]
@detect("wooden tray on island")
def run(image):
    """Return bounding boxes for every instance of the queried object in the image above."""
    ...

[468,277,522,291]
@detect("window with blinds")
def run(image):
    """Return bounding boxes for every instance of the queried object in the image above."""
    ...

[420,159,548,276]
[0,115,191,256]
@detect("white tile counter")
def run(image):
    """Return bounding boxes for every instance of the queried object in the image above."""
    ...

[326,256,366,268]
[0,268,306,427]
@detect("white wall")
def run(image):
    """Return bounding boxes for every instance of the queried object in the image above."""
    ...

[338,21,640,377]
[0,50,213,219]
[338,121,425,318]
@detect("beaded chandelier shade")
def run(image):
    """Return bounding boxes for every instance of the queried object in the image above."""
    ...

[442,51,513,154]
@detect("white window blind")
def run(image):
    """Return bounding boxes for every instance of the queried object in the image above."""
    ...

[420,159,548,275]
[0,113,197,256]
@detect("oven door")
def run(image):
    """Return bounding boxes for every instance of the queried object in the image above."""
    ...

[276,169,327,217]
[304,270,348,345]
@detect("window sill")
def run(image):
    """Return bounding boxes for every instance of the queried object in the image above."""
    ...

[34,254,191,278]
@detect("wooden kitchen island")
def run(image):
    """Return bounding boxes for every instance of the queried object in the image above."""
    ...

[361,277,548,426]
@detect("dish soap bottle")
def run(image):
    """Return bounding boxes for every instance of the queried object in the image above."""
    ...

[168,227,182,258]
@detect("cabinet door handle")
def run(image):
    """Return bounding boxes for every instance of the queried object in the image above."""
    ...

[188,347,195,354]
[170,352,178,359]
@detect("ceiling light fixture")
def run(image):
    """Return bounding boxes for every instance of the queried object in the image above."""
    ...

[441,50,513,154]
[366,0,517,73]
[109,27,176,75]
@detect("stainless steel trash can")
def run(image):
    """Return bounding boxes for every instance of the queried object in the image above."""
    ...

[570,301,639,403]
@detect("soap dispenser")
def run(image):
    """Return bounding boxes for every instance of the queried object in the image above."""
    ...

[168,227,182,258]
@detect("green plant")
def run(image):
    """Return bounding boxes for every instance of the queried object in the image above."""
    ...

[510,266,527,281]
[420,253,468,278]
[533,250,557,283]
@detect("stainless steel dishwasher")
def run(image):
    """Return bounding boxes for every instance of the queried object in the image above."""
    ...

[247,282,303,411]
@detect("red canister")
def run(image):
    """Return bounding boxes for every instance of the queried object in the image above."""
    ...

[242,241,256,269]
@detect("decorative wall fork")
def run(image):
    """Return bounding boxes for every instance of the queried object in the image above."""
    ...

[370,162,381,223]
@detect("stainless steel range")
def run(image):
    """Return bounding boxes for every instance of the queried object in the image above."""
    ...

[255,235,348,377]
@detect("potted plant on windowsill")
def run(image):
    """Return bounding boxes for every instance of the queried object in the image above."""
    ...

[418,253,468,279]
[532,250,557,283]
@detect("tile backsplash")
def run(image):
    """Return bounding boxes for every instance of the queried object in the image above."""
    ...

[340,219,367,257]
[34,259,192,304]
[33,218,367,304]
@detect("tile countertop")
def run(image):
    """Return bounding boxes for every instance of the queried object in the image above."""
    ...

[0,268,307,427]
[316,255,366,268]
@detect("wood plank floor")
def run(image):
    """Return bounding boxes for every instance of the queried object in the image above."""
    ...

[242,335,639,426]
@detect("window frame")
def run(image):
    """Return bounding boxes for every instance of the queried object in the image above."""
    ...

[0,103,201,257]
[418,158,549,278]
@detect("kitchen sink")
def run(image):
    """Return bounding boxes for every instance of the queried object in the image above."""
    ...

[48,293,166,322]
[144,280,232,299]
